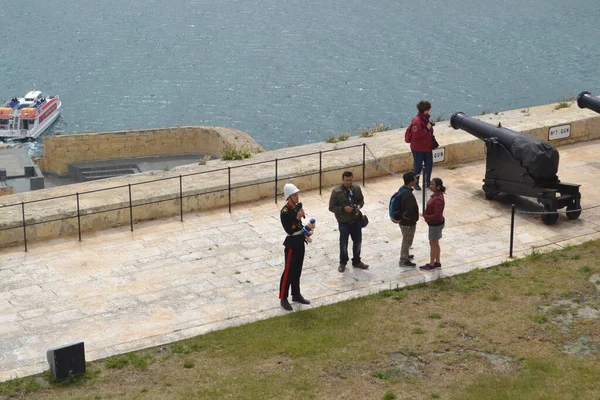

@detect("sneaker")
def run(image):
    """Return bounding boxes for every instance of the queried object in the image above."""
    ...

[419,264,435,271]
[292,295,311,305]
[401,260,416,267]
[280,299,293,311]
[338,264,346,273]
[414,182,421,191]
[352,261,369,269]
[434,262,442,269]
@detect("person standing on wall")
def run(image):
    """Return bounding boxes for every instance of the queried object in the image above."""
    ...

[405,100,434,191]
[399,172,420,267]
[328,171,369,273]
[279,183,312,311]
[420,178,446,271]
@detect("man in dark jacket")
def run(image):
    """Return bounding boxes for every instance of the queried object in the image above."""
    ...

[329,171,369,272]
[399,172,419,267]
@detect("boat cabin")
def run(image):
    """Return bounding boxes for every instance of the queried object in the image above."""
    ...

[24,91,43,104]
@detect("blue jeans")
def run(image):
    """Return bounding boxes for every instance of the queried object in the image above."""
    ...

[338,221,362,265]
[412,150,433,185]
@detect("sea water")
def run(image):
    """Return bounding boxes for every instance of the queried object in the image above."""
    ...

[1,0,598,156]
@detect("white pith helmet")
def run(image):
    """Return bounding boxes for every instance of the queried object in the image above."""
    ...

[283,183,300,200]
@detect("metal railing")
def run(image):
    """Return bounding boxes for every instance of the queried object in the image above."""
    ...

[0,143,368,252]
[508,203,600,257]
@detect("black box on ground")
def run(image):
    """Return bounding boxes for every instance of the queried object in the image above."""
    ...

[46,342,86,381]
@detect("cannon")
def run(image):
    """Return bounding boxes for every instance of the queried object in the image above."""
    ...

[451,112,581,225]
[577,91,600,114]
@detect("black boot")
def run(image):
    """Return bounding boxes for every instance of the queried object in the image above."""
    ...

[414,175,421,191]
[280,299,293,311]
[292,295,311,305]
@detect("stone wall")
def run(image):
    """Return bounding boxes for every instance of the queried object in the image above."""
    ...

[0,185,12,197]
[39,126,262,175]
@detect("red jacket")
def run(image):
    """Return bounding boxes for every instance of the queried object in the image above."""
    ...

[405,113,434,152]
[424,191,445,226]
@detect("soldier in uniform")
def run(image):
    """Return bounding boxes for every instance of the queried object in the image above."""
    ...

[279,183,311,311]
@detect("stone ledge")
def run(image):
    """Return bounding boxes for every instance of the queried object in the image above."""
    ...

[0,102,598,248]
[39,126,262,175]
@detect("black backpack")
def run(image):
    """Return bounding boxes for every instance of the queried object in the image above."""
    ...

[389,187,409,223]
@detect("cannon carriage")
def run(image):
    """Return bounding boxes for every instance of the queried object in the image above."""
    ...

[450,112,581,225]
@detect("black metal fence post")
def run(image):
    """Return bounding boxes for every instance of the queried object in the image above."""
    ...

[21,202,27,252]
[362,143,366,187]
[319,151,322,195]
[179,175,183,222]
[422,182,426,215]
[274,159,278,204]
[128,184,133,232]
[509,204,516,258]
[422,156,426,190]
[76,193,82,242]
[228,167,232,213]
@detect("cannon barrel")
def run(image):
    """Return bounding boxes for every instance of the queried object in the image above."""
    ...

[577,91,600,114]
[450,112,559,182]
[451,111,518,144]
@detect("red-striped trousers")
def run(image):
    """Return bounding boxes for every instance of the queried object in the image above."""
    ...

[279,247,305,300]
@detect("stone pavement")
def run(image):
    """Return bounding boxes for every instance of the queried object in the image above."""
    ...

[1,140,600,382]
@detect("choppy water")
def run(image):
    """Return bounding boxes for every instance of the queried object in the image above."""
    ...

[1,0,599,156]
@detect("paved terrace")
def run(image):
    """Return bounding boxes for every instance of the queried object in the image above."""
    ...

[1,140,600,382]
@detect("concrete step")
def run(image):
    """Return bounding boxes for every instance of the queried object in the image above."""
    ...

[81,169,137,181]
[81,169,137,178]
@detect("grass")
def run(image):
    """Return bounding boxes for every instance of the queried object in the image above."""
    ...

[382,391,397,400]
[358,123,392,137]
[326,132,352,143]
[2,240,600,399]
[104,352,153,371]
[555,94,575,110]
[198,154,212,165]
[337,132,350,141]
[527,248,542,261]
[326,123,392,142]
[220,143,262,160]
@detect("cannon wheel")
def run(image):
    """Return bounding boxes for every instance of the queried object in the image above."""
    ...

[484,190,496,200]
[541,206,559,225]
[566,201,581,220]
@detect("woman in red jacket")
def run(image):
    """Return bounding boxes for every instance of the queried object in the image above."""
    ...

[420,177,445,271]
[405,100,434,191]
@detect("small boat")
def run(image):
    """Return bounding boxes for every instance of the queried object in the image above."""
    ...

[0,91,62,140]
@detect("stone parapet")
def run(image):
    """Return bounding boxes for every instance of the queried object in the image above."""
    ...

[0,102,598,248]
[39,126,262,175]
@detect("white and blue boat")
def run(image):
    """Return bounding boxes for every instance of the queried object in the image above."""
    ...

[0,91,61,140]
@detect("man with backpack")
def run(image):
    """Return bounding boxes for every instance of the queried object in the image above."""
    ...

[393,172,420,267]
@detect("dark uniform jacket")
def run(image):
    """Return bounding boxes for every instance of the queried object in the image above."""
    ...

[329,184,364,224]
[281,203,305,249]
[399,186,419,226]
